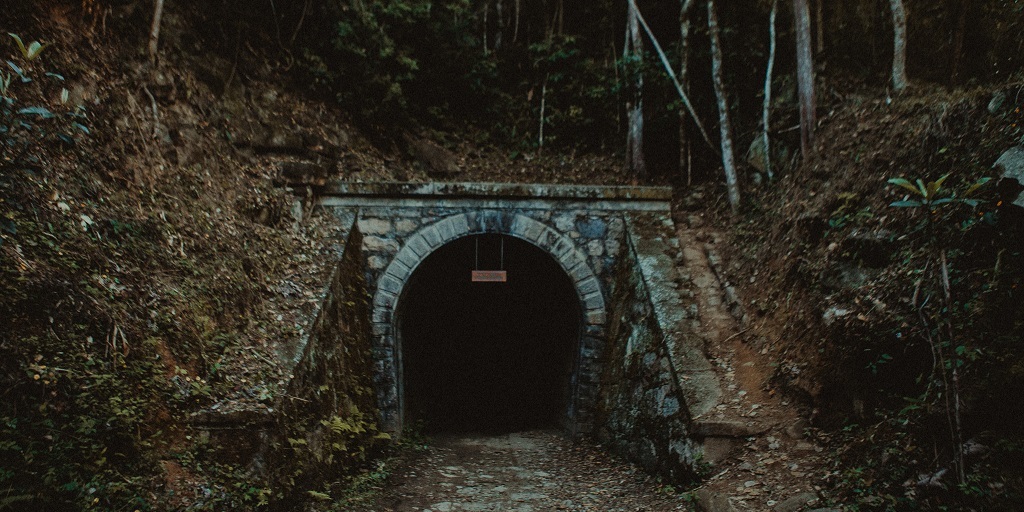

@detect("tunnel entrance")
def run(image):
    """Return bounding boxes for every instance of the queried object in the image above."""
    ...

[398,234,582,434]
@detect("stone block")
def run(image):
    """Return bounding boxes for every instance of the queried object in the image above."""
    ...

[394,219,419,234]
[421,225,443,249]
[373,290,397,308]
[586,239,604,257]
[576,217,608,238]
[371,323,392,337]
[448,214,470,238]
[386,260,413,283]
[577,276,601,296]
[378,275,404,295]
[583,291,604,311]
[395,249,420,272]
[364,236,399,253]
[407,235,432,257]
[358,217,391,235]
[604,239,621,256]
[568,261,593,283]
[554,213,576,233]
[434,217,454,241]
[372,308,391,324]
[368,255,388,270]
[511,216,546,245]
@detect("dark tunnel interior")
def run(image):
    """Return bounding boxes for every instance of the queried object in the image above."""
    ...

[398,234,582,434]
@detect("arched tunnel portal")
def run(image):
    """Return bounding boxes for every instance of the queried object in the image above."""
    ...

[370,212,609,435]
[398,234,583,433]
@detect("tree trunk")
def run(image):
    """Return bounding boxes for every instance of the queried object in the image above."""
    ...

[815,0,824,55]
[148,0,165,65]
[950,0,968,85]
[627,0,714,150]
[539,76,547,155]
[707,0,740,213]
[555,0,565,38]
[763,0,778,180]
[495,0,504,50]
[513,0,520,43]
[483,1,489,54]
[625,0,646,181]
[792,0,815,158]
[679,0,696,183]
[889,0,908,91]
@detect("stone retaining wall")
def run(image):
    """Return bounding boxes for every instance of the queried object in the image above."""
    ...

[595,215,703,482]
[268,221,384,502]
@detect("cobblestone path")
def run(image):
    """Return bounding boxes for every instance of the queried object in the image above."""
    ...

[351,430,693,512]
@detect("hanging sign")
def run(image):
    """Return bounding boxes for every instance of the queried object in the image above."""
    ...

[471,270,507,282]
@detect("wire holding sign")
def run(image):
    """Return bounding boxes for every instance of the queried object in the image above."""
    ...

[473,236,508,283]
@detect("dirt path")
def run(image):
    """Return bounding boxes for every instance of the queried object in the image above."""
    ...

[350,430,693,511]
[675,215,834,512]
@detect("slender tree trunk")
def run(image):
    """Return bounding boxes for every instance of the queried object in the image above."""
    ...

[148,0,165,64]
[539,76,547,155]
[625,0,646,181]
[483,1,489,55]
[793,0,816,158]
[707,0,740,213]
[679,0,696,183]
[950,0,968,85]
[815,0,824,55]
[763,0,778,180]
[627,0,714,150]
[495,0,504,50]
[552,0,565,38]
[889,0,908,91]
[513,0,521,43]
[558,0,565,37]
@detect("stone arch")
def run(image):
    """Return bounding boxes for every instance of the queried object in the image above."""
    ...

[370,211,607,433]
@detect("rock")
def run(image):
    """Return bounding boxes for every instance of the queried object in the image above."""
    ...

[263,127,306,151]
[404,134,460,176]
[995,146,1024,208]
[276,160,333,186]
[692,419,767,438]
[822,306,851,326]
[842,229,894,268]
[989,90,1007,114]
[746,136,769,173]
[694,488,741,512]
[773,492,818,512]
[796,213,827,244]
[785,417,810,439]
[700,437,739,464]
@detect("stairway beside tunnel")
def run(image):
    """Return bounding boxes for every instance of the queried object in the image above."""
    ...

[398,234,582,434]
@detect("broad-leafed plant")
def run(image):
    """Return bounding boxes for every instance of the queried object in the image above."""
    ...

[888,173,990,209]
[8,33,48,61]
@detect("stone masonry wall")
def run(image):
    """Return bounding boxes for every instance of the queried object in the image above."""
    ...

[269,222,384,504]
[349,207,625,434]
[595,215,706,483]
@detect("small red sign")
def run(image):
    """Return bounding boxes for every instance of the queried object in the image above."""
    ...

[471,270,507,282]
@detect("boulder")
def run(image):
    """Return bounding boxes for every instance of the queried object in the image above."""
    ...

[403,134,460,176]
[995,146,1024,208]
[774,492,819,512]
[275,160,333,187]
[694,489,741,512]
